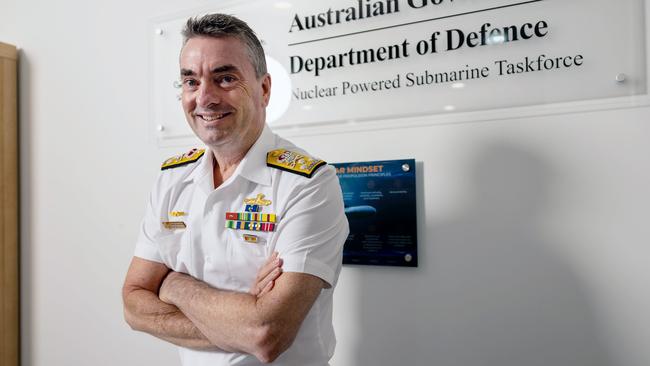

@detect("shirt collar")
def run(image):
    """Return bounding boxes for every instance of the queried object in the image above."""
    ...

[182,124,274,187]
[182,147,213,188]
[236,124,274,186]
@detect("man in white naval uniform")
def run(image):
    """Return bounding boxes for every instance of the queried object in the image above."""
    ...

[122,14,349,365]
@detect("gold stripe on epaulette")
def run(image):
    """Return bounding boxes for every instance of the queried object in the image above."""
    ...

[161,148,205,170]
[266,149,326,178]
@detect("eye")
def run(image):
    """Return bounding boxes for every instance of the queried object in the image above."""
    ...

[218,75,238,87]
[182,78,198,89]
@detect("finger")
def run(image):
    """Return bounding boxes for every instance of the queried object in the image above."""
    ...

[259,252,278,275]
[267,266,282,282]
[260,267,282,288]
[256,253,281,283]
[256,267,282,295]
[250,253,281,296]
[257,279,274,298]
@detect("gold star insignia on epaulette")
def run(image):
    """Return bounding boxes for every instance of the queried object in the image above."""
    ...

[266,149,326,178]
[161,148,205,170]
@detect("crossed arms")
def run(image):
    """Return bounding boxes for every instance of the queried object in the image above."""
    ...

[122,252,325,363]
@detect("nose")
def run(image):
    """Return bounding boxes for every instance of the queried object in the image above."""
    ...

[196,81,220,109]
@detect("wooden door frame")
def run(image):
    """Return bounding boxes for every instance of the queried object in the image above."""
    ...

[0,41,19,366]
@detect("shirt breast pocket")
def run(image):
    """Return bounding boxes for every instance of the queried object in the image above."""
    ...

[227,231,271,288]
[231,231,269,256]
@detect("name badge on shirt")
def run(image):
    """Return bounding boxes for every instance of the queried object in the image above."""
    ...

[162,221,186,230]
[243,234,260,244]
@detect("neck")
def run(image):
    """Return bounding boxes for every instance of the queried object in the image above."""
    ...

[210,124,264,188]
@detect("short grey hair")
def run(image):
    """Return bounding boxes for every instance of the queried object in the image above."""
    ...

[181,13,267,78]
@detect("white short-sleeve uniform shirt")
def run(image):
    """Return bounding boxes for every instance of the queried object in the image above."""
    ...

[133,124,349,366]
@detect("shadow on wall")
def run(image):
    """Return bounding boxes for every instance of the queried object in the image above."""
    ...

[352,142,613,366]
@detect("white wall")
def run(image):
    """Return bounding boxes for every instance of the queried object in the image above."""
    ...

[293,109,650,366]
[1,1,649,366]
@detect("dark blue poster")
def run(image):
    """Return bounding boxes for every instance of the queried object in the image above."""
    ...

[332,159,418,267]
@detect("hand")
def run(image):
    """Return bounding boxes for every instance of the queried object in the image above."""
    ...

[159,270,184,304]
[250,252,283,298]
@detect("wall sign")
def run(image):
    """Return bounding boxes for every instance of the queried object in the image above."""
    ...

[150,0,648,141]
[332,159,418,267]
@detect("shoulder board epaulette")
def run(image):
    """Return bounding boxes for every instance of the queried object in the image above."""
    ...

[161,148,205,170]
[266,149,326,178]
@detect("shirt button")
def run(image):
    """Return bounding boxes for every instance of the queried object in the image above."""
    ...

[205,256,212,263]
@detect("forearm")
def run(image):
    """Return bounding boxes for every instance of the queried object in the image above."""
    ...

[163,277,264,355]
[161,271,323,363]
[123,287,220,351]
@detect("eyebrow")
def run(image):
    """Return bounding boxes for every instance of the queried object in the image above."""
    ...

[180,69,195,77]
[211,65,239,74]
[180,64,240,77]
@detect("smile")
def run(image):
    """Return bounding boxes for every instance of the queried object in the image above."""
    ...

[196,112,232,122]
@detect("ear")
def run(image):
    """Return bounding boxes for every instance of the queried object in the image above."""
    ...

[261,73,271,107]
